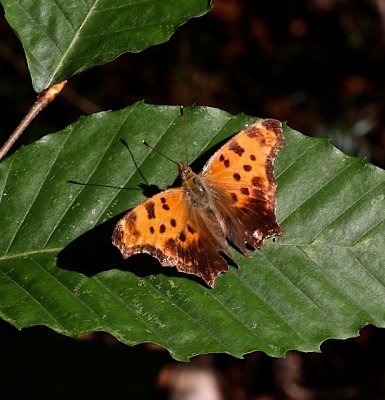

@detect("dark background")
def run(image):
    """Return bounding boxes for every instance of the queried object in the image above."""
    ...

[1,0,385,398]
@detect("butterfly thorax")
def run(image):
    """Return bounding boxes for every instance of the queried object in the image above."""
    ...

[179,163,211,209]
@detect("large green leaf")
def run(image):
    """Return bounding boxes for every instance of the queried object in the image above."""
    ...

[1,102,385,360]
[0,0,210,92]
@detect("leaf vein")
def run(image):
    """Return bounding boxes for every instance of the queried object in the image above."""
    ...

[210,275,298,346]
[280,158,361,226]
[46,0,100,88]
[298,245,374,321]
[276,141,318,179]
[351,218,385,246]
[144,279,230,350]
[42,119,122,247]
[311,178,385,243]
[246,252,320,343]
[29,257,103,324]
[92,276,167,342]
[1,265,62,327]
[4,130,72,255]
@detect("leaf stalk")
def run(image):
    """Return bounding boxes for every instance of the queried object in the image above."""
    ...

[0,80,67,161]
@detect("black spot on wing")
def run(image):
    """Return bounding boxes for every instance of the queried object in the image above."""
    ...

[145,201,155,219]
[252,176,264,187]
[229,141,245,156]
[179,231,186,242]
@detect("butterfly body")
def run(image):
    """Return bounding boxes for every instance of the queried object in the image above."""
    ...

[179,164,212,209]
[112,119,285,287]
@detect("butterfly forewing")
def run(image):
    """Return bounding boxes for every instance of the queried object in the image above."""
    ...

[200,119,285,253]
[112,187,230,287]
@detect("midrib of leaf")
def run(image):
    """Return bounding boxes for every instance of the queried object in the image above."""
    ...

[45,0,100,89]
[0,241,369,261]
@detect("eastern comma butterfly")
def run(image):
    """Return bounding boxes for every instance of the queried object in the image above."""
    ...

[112,119,285,287]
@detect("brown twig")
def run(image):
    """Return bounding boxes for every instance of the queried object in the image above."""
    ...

[0,80,67,161]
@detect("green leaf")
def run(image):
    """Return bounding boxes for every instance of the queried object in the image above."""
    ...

[1,103,385,360]
[0,0,210,92]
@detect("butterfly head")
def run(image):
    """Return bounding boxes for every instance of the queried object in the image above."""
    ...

[178,163,211,208]
[178,163,194,180]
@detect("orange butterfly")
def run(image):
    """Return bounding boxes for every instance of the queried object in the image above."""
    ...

[112,119,285,287]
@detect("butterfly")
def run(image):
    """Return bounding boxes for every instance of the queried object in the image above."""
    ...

[112,119,285,287]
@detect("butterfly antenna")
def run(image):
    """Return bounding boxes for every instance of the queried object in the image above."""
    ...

[67,179,140,191]
[120,138,149,185]
[180,105,189,164]
[142,140,179,166]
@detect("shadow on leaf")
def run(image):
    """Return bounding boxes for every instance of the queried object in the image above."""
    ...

[57,137,235,287]
[56,211,203,286]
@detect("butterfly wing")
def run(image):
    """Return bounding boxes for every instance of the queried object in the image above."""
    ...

[201,119,285,254]
[112,188,231,287]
